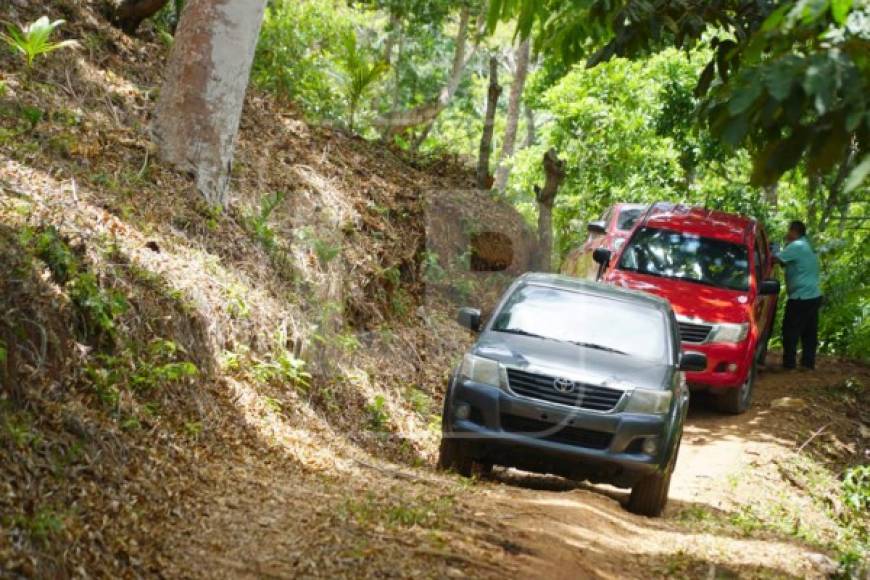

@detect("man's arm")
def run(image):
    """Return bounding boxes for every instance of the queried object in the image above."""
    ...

[775,242,798,266]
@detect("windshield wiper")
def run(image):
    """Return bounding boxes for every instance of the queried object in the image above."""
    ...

[566,341,629,356]
[494,328,551,340]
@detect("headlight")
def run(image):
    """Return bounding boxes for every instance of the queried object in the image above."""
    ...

[624,388,673,414]
[459,354,502,388]
[709,322,749,343]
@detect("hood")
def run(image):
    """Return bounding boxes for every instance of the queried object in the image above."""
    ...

[607,270,752,324]
[473,332,672,391]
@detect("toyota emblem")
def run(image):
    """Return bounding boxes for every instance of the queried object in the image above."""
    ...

[553,377,576,394]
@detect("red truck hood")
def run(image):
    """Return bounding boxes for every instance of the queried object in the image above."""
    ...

[607,270,751,324]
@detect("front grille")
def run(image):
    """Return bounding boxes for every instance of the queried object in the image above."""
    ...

[506,368,623,412]
[501,414,613,450]
[678,321,712,343]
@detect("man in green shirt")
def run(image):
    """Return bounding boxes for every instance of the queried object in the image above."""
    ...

[775,220,822,370]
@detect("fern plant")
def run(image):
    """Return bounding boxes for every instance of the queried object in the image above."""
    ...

[2,16,79,68]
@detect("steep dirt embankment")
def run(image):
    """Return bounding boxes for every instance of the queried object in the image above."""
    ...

[0,2,534,576]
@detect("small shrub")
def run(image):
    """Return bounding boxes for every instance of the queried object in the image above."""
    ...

[336,332,360,353]
[421,250,446,284]
[1,16,79,68]
[842,465,869,514]
[312,237,341,264]
[405,386,430,416]
[365,394,390,431]
[252,351,311,390]
[14,508,64,545]
[244,192,286,252]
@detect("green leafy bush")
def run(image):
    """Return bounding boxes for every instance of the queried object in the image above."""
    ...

[253,0,355,119]
[252,351,311,389]
[365,394,390,431]
[1,16,79,67]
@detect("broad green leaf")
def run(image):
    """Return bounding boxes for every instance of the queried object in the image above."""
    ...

[761,4,791,32]
[844,154,870,193]
[721,113,750,146]
[728,77,764,115]
[764,59,799,101]
[831,0,854,24]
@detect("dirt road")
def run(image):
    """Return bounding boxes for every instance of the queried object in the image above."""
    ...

[166,355,867,579]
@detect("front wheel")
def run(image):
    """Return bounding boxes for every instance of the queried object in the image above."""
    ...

[627,469,674,517]
[627,431,681,517]
[437,436,473,477]
[716,362,756,414]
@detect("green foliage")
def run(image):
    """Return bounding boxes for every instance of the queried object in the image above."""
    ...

[84,339,198,412]
[252,351,311,390]
[337,29,390,131]
[67,273,128,343]
[312,237,341,264]
[254,0,356,119]
[842,465,870,514]
[10,508,64,545]
[244,191,286,252]
[1,16,79,67]
[421,249,446,283]
[25,226,128,345]
[365,394,390,430]
[487,0,869,190]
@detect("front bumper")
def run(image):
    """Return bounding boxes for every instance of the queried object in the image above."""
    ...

[444,378,683,487]
[682,340,755,390]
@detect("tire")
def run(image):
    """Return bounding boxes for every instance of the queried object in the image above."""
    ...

[627,432,681,517]
[437,436,473,477]
[716,362,756,414]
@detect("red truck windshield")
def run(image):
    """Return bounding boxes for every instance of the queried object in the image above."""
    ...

[619,227,750,292]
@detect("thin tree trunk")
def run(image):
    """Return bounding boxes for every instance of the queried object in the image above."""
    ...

[819,141,858,233]
[493,39,531,193]
[477,55,502,189]
[383,10,401,64]
[764,183,778,208]
[536,149,566,271]
[523,104,536,149]
[807,171,820,231]
[375,6,478,137]
[411,122,434,153]
[152,0,267,207]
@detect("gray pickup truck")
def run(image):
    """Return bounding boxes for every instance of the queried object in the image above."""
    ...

[438,273,706,516]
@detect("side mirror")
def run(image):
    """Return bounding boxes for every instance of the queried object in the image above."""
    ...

[592,248,612,266]
[587,220,607,235]
[457,307,482,332]
[679,352,708,373]
[759,279,780,296]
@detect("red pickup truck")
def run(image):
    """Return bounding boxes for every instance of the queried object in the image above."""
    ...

[593,203,779,413]
[561,203,647,279]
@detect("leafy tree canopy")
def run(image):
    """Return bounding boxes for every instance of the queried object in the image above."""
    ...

[487,0,870,189]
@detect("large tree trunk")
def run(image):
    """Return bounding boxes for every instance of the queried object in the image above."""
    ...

[493,39,531,193]
[108,0,169,33]
[536,149,566,271]
[476,55,502,189]
[152,0,267,207]
[375,6,478,137]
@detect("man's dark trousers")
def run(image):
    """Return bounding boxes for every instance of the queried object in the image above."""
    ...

[782,296,822,369]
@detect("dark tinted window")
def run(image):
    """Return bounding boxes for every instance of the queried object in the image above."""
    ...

[616,208,644,231]
[619,227,750,291]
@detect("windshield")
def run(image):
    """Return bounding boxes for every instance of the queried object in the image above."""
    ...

[619,227,749,291]
[491,284,668,362]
